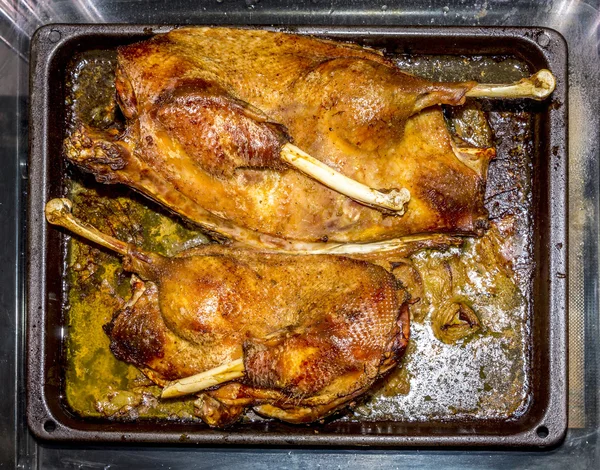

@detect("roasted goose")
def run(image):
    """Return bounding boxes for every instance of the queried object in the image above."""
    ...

[46,198,409,426]
[64,27,555,252]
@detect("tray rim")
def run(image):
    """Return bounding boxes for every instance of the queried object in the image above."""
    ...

[26,23,568,448]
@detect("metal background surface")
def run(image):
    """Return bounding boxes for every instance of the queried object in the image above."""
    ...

[0,0,598,468]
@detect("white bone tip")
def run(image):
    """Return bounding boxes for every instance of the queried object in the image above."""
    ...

[530,69,556,99]
[376,188,410,214]
[45,198,73,222]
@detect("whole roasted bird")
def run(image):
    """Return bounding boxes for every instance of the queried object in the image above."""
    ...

[46,198,410,426]
[65,27,555,252]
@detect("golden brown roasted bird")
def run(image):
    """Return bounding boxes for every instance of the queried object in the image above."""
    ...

[60,28,558,252]
[46,198,410,426]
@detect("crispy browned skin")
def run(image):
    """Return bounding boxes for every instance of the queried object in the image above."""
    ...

[65,27,492,247]
[103,244,409,426]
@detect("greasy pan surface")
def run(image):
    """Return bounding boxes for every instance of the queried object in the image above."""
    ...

[27,25,567,446]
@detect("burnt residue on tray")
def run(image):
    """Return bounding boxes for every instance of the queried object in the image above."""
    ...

[61,49,533,424]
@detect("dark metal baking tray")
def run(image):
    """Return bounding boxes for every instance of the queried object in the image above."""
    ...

[27,24,567,447]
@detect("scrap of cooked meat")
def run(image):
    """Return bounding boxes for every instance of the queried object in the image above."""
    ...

[46,198,409,426]
[64,27,499,251]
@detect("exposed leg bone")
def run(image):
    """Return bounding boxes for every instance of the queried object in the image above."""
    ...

[46,198,163,278]
[161,359,245,399]
[466,69,556,101]
[46,198,131,256]
[280,143,410,214]
[286,233,461,255]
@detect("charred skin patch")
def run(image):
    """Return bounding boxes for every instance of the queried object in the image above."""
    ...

[417,163,489,235]
[155,80,289,178]
[104,283,166,368]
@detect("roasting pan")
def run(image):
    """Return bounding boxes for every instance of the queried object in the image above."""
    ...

[27,24,567,447]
